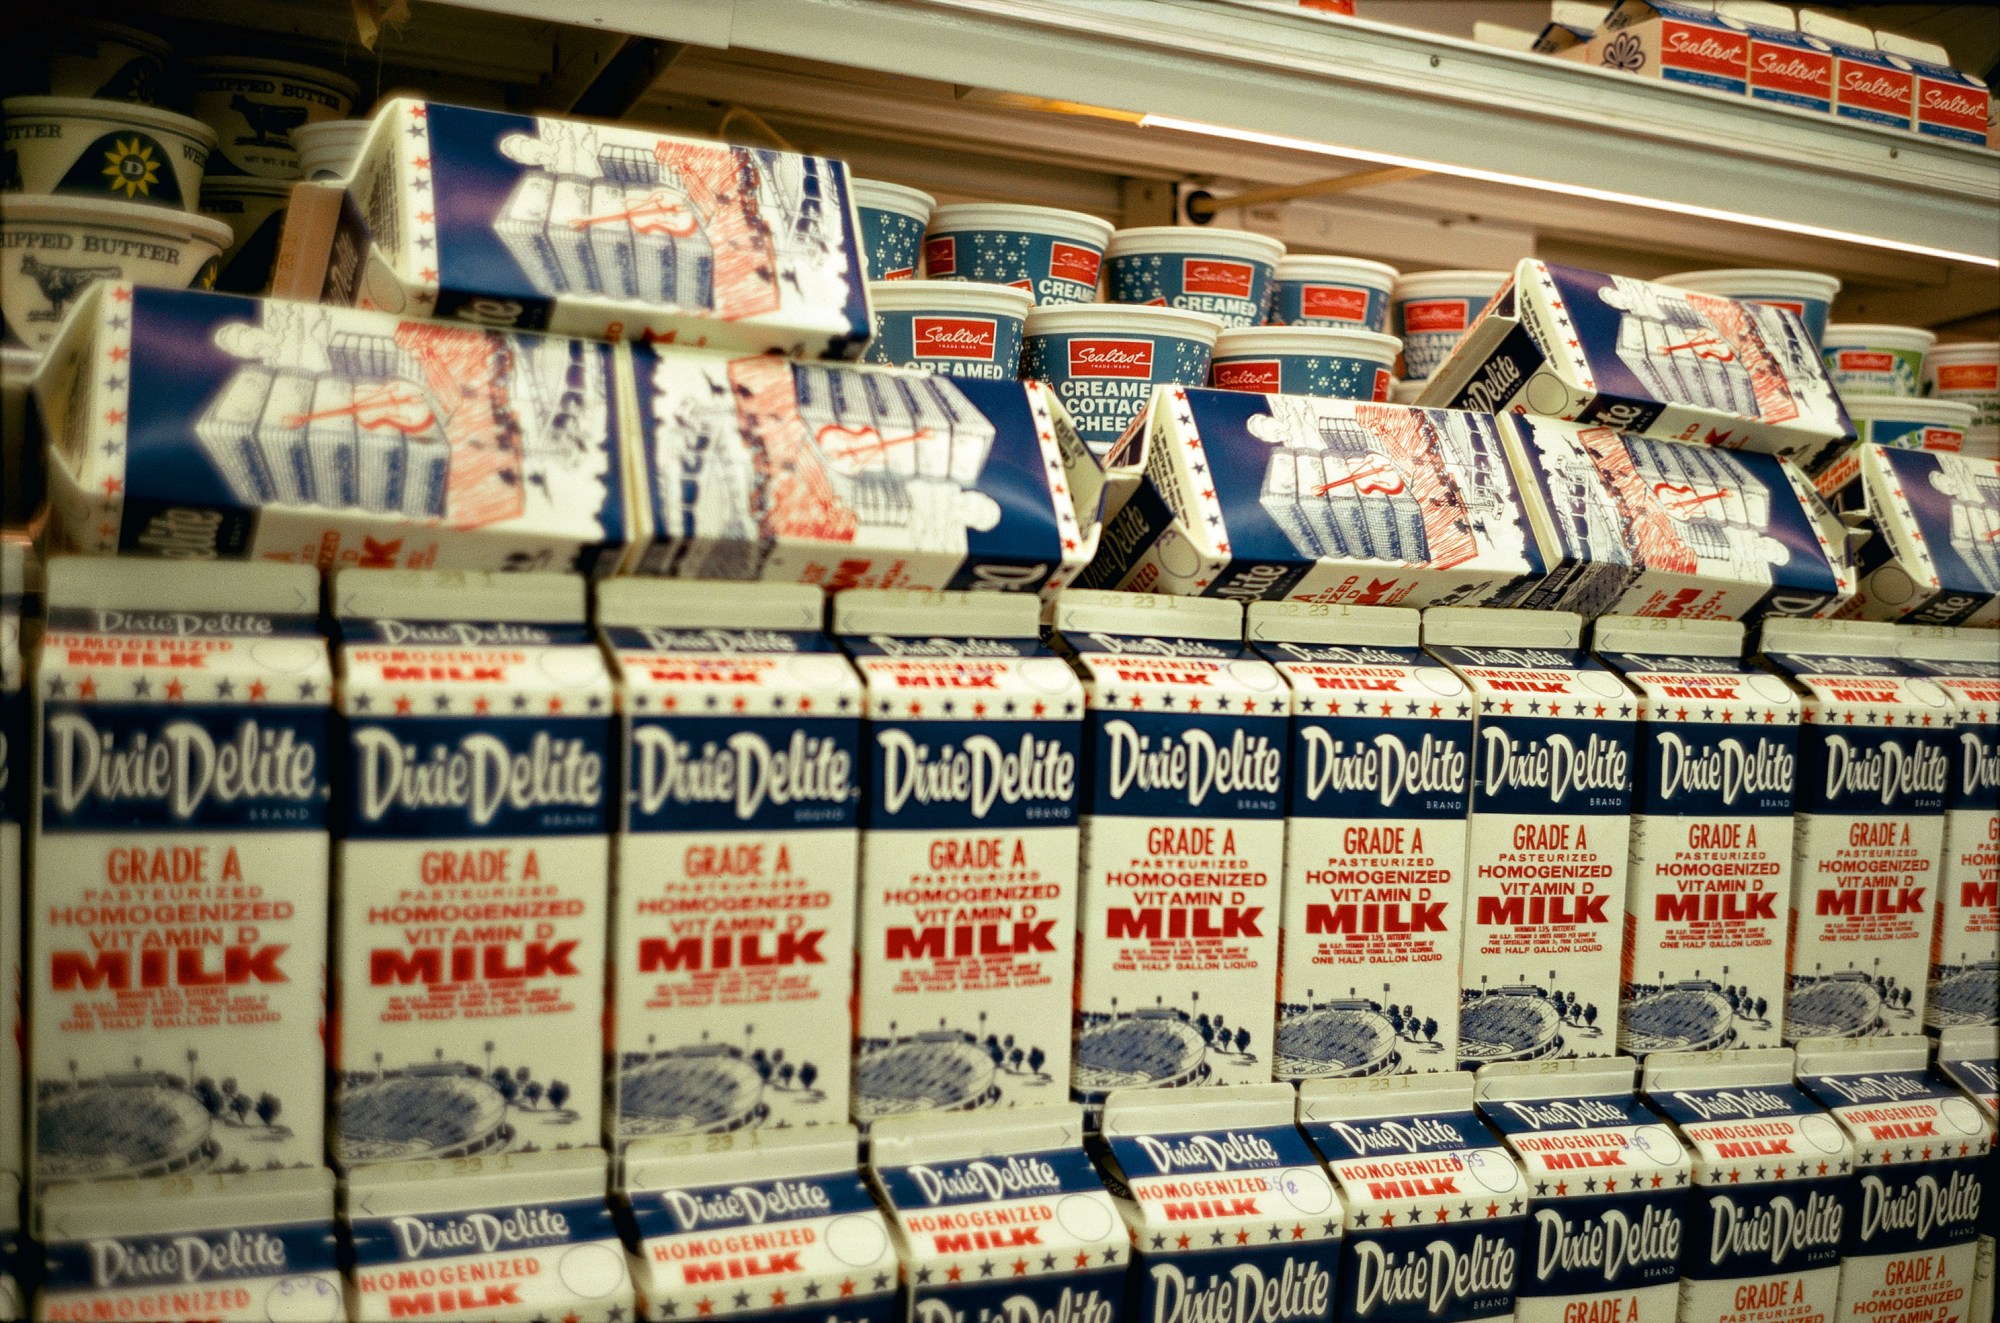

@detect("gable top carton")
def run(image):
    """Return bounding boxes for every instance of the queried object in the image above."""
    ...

[1588,0,1758,94]
[36,1169,344,1323]
[1798,11,1915,130]
[1727,0,1838,113]
[623,1124,897,1323]
[1298,1072,1525,1322]
[1875,30,1991,144]
[0,1172,15,1320]
[36,283,628,574]
[0,542,26,1184]
[1844,445,2000,628]
[341,97,871,357]
[1529,2,1609,56]
[1418,259,1851,458]
[1935,1027,1999,1123]
[346,1148,635,1323]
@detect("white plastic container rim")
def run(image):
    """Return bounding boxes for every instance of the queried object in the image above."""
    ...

[1822,324,1937,353]
[1215,325,1401,361]
[1024,303,1224,342]
[1105,225,1287,264]
[1928,341,2000,370]
[1391,269,1511,298]
[1657,268,1843,301]
[291,119,370,150]
[1,96,218,148]
[185,56,361,104]
[2,191,233,246]
[929,203,1114,246]
[200,177,296,198]
[853,179,936,218]
[867,279,1032,316]
[1276,254,1400,286]
[1842,396,1976,426]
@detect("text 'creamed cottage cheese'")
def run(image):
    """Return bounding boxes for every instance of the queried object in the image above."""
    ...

[622,1125,898,1323]
[1797,1036,1990,1323]
[1474,1059,1692,1323]
[871,1106,1128,1323]
[1055,593,1284,1101]
[1299,1072,1525,1322]
[1426,608,1636,1065]
[330,570,610,1167]
[1247,603,1471,1080]
[0,541,28,1187]
[30,558,330,1185]
[34,1169,345,1323]
[600,580,863,1139]
[1596,616,1800,1054]
[1641,1048,1852,1323]
[1095,1086,1340,1323]
[834,591,1084,1123]
[344,1148,634,1322]
[1757,619,1955,1039]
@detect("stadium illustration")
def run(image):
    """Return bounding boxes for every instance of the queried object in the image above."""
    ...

[1928,960,2000,1027]
[1276,987,1446,1079]
[1783,962,1919,1040]
[334,1048,582,1164]
[35,1053,293,1182]
[1927,456,2000,593]
[1073,993,1260,1098]
[853,1016,1054,1122]
[1594,273,1834,423]
[614,1029,827,1136]
[1457,972,1605,1065]
[1619,968,1772,1053]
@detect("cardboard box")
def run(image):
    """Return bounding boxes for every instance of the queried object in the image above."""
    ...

[1075,387,1543,608]
[30,558,331,1184]
[1419,259,1851,459]
[0,543,25,1185]
[1842,445,2000,628]
[35,283,629,574]
[1799,11,1915,131]
[1247,602,1472,1078]
[338,98,872,357]
[1585,1,1752,94]
[1055,592,1286,1100]
[600,580,864,1138]
[329,570,612,1166]
[1595,616,1801,1052]
[1740,3,1837,113]
[626,347,1104,597]
[1876,32,1992,144]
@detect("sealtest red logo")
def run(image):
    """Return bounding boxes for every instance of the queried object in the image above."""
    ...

[1183,258,1255,298]
[913,316,998,361]
[1750,42,1831,98]
[1918,79,1986,132]
[924,235,956,276]
[1212,359,1282,392]
[1069,338,1154,378]
[1663,22,1748,78]
[1938,363,1999,391]
[1301,283,1368,323]
[1049,242,1102,287]
[1920,426,1963,452]
[1402,299,1467,333]
[1370,367,1392,401]
[1838,61,1913,113]
[1837,350,1895,372]
[881,267,916,281]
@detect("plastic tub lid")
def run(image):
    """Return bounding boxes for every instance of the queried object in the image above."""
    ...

[292,119,369,147]
[1052,588,1243,641]
[1,96,217,147]
[929,202,1114,246]
[1842,396,1976,425]
[1215,325,1399,360]
[1823,323,1937,350]
[1391,268,1511,295]
[1928,340,2000,361]
[1105,225,1286,263]
[185,56,360,102]
[867,279,1032,316]
[1,191,233,247]
[1276,253,1399,284]
[1026,302,1224,341]
[1657,267,1842,298]
[853,178,936,216]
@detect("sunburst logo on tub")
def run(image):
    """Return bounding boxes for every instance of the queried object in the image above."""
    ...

[100,137,162,199]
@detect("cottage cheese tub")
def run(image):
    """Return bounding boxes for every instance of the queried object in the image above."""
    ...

[1104,226,1285,329]
[1022,304,1221,457]
[1271,254,1398,332]
[186,56,358,178]
[1658,267,1842,347]
[862,279,1031,381]
[1820,323,1936,399]
[2,96,215,210]
[924,203,1112,306]
[1210,326,1398,401]
[1389,269,1508,381]
[852,179,934,282]
[1928,340,2000,446]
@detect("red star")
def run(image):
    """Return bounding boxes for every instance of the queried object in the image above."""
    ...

[102,476,123,496]
[1922,1148,1932,1161]
[394,695,413,714]
[1291,1225,1305,1240]
[415,210,434,224]
[1817,1162,1828,1176]
[420,267,439,283]
[108,345,128,362]
[410,105,428,119]
[1434,1208,1449,1223]
[1381,1212,1395,1226]
[909,700,923,716]
[112,287,132,301]
[165,679,184,701]
[1676,707,1689,720]
[78,677,98,700]
[1651,1174,1663,1188]
[1033,701,1046,716]
[1773,1166,1786,1179]
[1175,1234,1191,1250]
[1722,709,1734,723]
[1074,1253,1091,1270]
[1499,699,1514,714]
[696,1303,713,1317]
[411,155,430,169]
[1188,697,1202,712]
[1379,703,1393,716]
[1554,1181,1568,1196]
[734,695,749,712]
[1430,704,1442,717]
[1593,703,1605,716]
[105,408,126,425]
[1234,1230,1249,1245]
[1130,693,1144,708]
[1012,1259,1029,1276]
[799,696,812,711]
[973,702,986,716]
[548,695,564,713]
[248,680,268,701]
[1486,1202,1500,1217]
[663,694,678,711]
[474,696,490,714]
[1883,712,1896,726]
[1728,1169,1741,1183]
[1242,698,1257,713]
[946,1266,962,1283]
[770,1291,787,1307]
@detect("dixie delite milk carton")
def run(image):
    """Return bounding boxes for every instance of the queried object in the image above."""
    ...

[1298,1072,1525,1322]
[1640,1047,1852,1323]
[1055,592,1285,1101]
[0,1171,17,1320]
[871,1106,1127,1323]
[622,1125,898,1323]
[34,1169,344,1323]
[600,580,863,1138]
[1426,608,1637,1066]
[1933,1026,1998,1323]
[1245,603,1472,1079]
[1596,616,1800,1054]
[330,570,611,1166]
[1474,1059,1693,1323]
[834,591,1084,1123]
[1757,618,1955,1038]
[30,558,330,1184]
[1095,1085,1341,1323]
[1797,1036,1990,1323]
[1,542,27,1186]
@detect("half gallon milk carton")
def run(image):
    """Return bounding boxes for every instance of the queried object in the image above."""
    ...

[1474,1059,1692,1323]
[1054,592,1285,1101]
[35,1169,344,1323]
[623,1125,898,1323]
[345,1149,634,1322]
[601,580,863,1140]
[1897,628,1999,1030]
[1095,1085,1340,1323]
[871,1105,1127,1323]
[330,570,611,1166]
[1596,616,1800,1054]
[1933,1026,1998,1323]
[834,590,1084,1123]
[1757,618,1955,1038]
[1797,1035,1989,1323]
[1246,602,1472,1080]
[0,1171,16,1319]
[30,557,329,1184]
[1298,1072,1525,1322]
[1426,607,1637,1065]
[1640,1047,1852,1323]
[1,542,27,1186]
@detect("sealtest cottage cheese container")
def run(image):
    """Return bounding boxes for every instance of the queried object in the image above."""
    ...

[599,580,863,1138]
[0,543,24,1186]
[1388,270,1507,382]
[925,203,1113,306]
[862,280,1032,381]
[1022,304,1222,458]
[1270,255,1398,333]
[853,179,935,282]
[1927,341,2000,443]
[1055,592,1286,1101]
[329,570,612,1167]
[186,56,358,178]
[1246,603,1472,1080]
[1820,323,1935,399]
[1210,326,1398,402]
[1658,267,1842,349]
[1594,616,1800,1055]
[30,558,330,1186]
[1104,227,1285,330]
[1844,445,2000,628]
[834,591,1085,1121]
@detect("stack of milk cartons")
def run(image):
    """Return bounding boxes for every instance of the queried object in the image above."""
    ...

[0,542,23,1318]
[1933,1027,1998,1323]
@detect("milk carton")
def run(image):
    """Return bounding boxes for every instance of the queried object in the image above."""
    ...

[330,571,609,1167]
[1426,608,1637,1065]
[599,580,863,1138]
[34,1169,343,1323]
[1640,1047,1852,1323]
[1055,592,1285,1100]
[1745,11,1837,114]
[0,542,28,1185]
[1298,1072,1526,1322]
[1897,629,1999,1030]
[1246,603,1472,1079]
[870,1106,1127,1323]
[1933,1026,1998,1323]
[1844,446,2000,628]
[0,1172,17,1320]
[1096,1085,1340,1323]
[1757,618,1955,1037]
[1474,1059,1693,1323]
[344,1149,634,1322]
[30,558,329,1184]
[1596,616,1800,1053]
[622,1125,898,1323]
[1876,32,1992,144]
[1587,1,1754,95]
[1797,1036,1990,1323]
[834,590,1084,1122]
[1799,12,1915,131]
